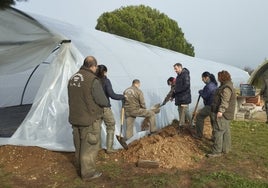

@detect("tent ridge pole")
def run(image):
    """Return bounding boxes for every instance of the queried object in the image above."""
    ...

[20,64,40,105]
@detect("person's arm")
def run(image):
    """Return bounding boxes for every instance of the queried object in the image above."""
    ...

[217,87,232,117]
[92,79,109,107]
[105,79,125,100]
[163,87,174,105]
[199,84,210,101]
[139,90,146,109]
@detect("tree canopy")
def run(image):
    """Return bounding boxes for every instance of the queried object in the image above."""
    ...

[96,5,195,57]
[0,0,26,9]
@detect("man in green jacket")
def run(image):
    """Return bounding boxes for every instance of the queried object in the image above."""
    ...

[123,79,158,140]
[68,56,109,181]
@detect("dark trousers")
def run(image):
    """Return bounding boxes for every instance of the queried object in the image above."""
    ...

[72,119,102,178]
[211,113,231,154]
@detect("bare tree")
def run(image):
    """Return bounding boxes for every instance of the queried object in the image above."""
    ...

[244,66,254,75]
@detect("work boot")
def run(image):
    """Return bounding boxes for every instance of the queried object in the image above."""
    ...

[148,130,159,136]
[177,125,184,134]
[106,132,117,154]
[82,172,102,181]
[192,133,202,140]
[206,153,222,158]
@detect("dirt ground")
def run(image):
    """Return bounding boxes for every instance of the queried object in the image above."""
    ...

[0,110,266,187]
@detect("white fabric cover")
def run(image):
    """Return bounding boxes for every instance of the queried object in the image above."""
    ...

[5,44,83,151]
[0,8,63,106]
[0,8,250,151]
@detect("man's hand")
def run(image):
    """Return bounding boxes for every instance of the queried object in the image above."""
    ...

[217,112,223,118]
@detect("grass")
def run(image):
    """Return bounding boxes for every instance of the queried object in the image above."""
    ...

[191,170,268,188]
[131,173,179,188]
[231,121,268,169]
[189,121,268,188]
[98,161,122,180]
[0,166,12,188]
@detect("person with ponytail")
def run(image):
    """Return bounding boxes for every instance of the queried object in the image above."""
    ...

[193,71,218,140]
[96,64,125,154]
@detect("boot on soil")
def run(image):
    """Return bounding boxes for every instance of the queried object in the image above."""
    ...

[106,132,117,154]
[177,125,184,134]
[148,129,161,136]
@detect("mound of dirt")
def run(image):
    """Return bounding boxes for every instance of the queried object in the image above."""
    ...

[117,123,208,169]
[100,118,214,171]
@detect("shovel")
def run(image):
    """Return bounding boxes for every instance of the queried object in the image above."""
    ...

[191,95,201,126]
[116,107,128,150]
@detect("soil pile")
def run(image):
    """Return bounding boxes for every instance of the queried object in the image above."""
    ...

[118,123,208,169]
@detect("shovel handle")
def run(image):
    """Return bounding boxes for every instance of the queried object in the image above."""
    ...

[119,107,125,137]
[191,95,201,121]
[121,107,125,125]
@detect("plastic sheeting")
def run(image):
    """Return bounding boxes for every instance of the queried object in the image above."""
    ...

[0,8,63,107]
[0,8,61,75]
[1,43,83,151]
[0,8,250,151]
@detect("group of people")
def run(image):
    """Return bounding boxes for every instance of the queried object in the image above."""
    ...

[67,55,237,181]
[194,70,236,158]
[163,63,236,158]
[67,56,159,181]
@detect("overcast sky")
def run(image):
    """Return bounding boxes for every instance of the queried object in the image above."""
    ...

[15,0,268,69]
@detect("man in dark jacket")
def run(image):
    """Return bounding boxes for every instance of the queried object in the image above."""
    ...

[96,64,125,153]
[207,70,236,158]
[68,56,109,181]
[173,63,192,128]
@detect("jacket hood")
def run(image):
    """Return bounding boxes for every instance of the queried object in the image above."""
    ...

[181,68,190,75]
